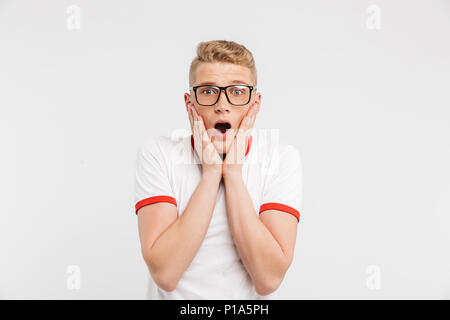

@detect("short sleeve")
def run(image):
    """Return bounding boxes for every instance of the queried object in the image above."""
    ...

[134,138,177,215]
[259,144,303,223]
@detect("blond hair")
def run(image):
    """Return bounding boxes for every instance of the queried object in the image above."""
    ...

[189,40,257,87]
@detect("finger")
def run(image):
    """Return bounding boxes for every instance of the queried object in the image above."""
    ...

[193,111,204,135]
[191,107,199,133]
[226,136,237,164]
[247,115,255,136]
[193,110,206,140]
[191,108,202,154]
[246,103,256,117]
[188,106,194,131]
[191,109,210,145]
[189,107,195,135]
[252,103,258,114]
[192,113,199,150]
[244,105,257,131]
[200,119,209,145]
[187,105,191,122]
[242,104,256,128]
[240,115,251,132]
[197,114,207,134]
[192,109,202,140]
[195,115,210,151]
[238,112,250,130]
[236,117,253,147]
[249,114,256,128]
[190,106,200,140]
[191,105,200,120]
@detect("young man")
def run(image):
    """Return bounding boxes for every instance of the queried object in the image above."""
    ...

[134,40,303,299]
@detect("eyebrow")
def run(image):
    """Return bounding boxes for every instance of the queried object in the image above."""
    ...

[196,80,252,86]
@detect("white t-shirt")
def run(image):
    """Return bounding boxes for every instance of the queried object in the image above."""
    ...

[134,132,303,299]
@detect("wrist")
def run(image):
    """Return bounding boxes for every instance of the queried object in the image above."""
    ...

[222,169,243,181]
[201,170,222,183]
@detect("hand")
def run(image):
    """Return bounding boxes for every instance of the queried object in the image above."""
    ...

[188,105,223,177]
[223,102,258,177]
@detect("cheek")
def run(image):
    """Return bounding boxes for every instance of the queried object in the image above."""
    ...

[196,111,211,127]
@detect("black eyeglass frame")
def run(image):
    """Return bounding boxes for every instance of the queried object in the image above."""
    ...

[189,85,257,106]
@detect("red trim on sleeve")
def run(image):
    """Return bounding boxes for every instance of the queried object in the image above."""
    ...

[191,134,253,157]
[245,135,252,157]
[259,202,300,222]
[135,195,177,215]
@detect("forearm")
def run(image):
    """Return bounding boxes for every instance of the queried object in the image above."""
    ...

[223,173,288,295]
[148,173,221,290]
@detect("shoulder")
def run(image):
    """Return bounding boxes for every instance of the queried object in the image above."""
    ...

[279,143,302,165]
[141,136,171,151]
[138,134,191,164]
[269,143,302,177]
[256,135,302,167]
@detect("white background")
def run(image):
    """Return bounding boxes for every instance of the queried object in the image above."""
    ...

[1,0,449,299]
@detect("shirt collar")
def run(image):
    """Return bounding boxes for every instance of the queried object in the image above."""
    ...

[190,134,253,158]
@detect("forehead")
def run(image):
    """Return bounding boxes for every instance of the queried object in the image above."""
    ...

[194,62,253,86]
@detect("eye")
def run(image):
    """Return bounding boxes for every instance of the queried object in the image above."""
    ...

[200,86,218,95]
[230,86,247,96]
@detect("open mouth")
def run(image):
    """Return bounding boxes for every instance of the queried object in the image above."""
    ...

[214,121,231,134]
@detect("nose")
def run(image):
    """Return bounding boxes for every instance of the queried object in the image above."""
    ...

[214,88,231,113]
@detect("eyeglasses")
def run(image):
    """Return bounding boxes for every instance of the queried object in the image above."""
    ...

[190,85,256,106]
